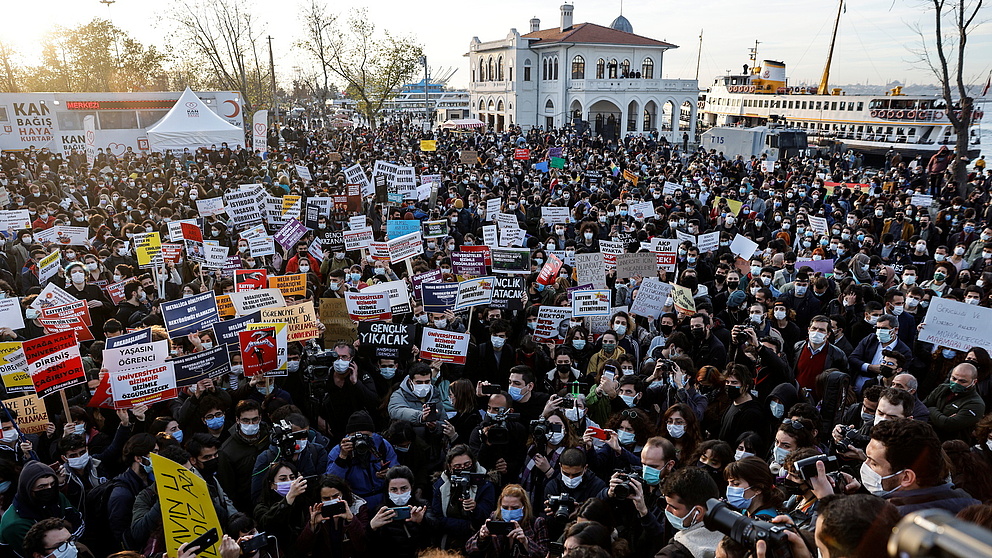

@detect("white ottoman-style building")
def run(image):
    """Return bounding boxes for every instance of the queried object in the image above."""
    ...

[467,4,699,141]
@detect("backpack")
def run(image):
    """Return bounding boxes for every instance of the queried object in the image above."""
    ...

[82,477,130,554]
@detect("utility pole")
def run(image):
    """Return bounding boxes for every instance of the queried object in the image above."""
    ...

[695,29,703,82]
[267,36,279,124]
[420,55,430,133]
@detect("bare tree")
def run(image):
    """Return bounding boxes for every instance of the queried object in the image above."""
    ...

[296,0,337,119]
[0,40,18,93]
[913,0,985,195]
[299,7,422,128]
[167,0,270,110]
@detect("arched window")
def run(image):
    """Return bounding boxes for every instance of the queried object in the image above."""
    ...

[524,59,532,81]
[552,57,559,80]
[478,59,485,82]
[487,57,494,81]
[596,58,605,79]
[497,56,504,81]
[571,55,585,79]
[545,99,555,112]
[620,59,630,77]
[479,99,485,111]
[608,59,618,79]
[642,57,654,79]
[542,59,548,80]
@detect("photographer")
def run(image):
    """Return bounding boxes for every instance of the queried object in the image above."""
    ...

[325,410,399,509]
[520,412,575,505]
[542,448,607,539]
[387,363,445,443]
[778,449,861,530]
[251,413,328,503]
[731,321,793,402]
[254,460,312,555]
[470,392,528,483]
[466,484,549,558]
[642,359,707,424]
[602,437,678,557]
[319,343,381,442]
[429,444,496,550]
[367,466,432,558]
[298,474,369,557]
[656,467,722,558]
[832,387,915,463]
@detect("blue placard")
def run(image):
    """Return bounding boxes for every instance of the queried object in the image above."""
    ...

[211,311,261,352]
[387,219,422,240]
[106,327,153,349]
[161,291,220,338]
[170,345,232,387]
[421,282,459,313]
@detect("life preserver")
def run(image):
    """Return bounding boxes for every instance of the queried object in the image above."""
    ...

[870,110,879,118]
[886,110,895,118]
[729,86,737,93]
[749,86,756,93]
[895,110,904,118]
[934,111,944,119]
[906,110,916,119]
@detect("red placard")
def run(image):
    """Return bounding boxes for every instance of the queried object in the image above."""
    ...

[460,244,492,266]
[22,331,86,398]
[235,269,268,292]
[39,301,94,342]
[239,328,278,377]
[161,243,183,263]
[514,149,530,160]
[106,278,135,305]
[536,253,563,285]
[180,222,203,243]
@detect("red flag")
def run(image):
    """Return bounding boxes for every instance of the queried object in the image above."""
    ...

[982,73,991,97]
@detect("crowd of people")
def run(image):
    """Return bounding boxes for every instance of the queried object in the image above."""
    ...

[0,120,991,558]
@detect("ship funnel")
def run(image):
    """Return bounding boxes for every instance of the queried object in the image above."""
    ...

[753,60,786,94]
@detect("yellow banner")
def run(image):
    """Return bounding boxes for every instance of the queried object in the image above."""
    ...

[216,294,235,318]
[1,393,48,434]
[135,232,162,267]
[420,140,437,152]
[281,195,302,217]
[152,453,224,558]
[671,284,696,315]
[711,196,744,216]
[268,273,307,298]
[0,342,31,393]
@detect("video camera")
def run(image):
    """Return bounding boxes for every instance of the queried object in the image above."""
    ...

[548,493,576,521]
[271,420,308,456]
[299,340,338,382]
[530,418,563,447]
[612,471,645,500]
[449,473,486,502]
[703,499,795,558]
[482,409,520,445]
[793,454,839,481]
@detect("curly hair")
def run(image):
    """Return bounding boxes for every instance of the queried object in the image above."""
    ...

[870,418,947,487]
[605,408,656,447]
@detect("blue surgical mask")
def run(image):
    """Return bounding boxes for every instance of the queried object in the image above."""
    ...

[726,485,752,510]
[642,464,663,485]
[876,329,894,344]
[380,367,396,379]
[772,445,791,465]
[665,508,697,531]
[206,417,225,430]
[617,430,636,445]
[501,507,524,522]
[769,401,784,419]
[508,386,525,401]
[172,429,184,443]
[620,394,637,408]
[571,339,586,350]
[942,348,957,359]
[350,273,362,282]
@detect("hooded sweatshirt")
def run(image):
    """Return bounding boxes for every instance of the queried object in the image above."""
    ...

[0,462,84,556]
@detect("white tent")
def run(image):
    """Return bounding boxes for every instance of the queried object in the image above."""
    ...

[146,88,245,152]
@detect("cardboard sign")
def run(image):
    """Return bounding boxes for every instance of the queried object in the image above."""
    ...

[226,288,286,315]
[23,331,86,398]
[629,201,656,221]
[236,269,268,292]
[534,306,573,344]
[268,273,307,298]
[420,139,437,151]
[422,220,449,239]
[239,327,279,376]
[274,218,309,250]
[224,187,266,227]
[161,292,219,338]
[514,148,530,160]
[0,343,31,393]
[152,452,225,558]
[422,283,458,313]
[0,298,24,332]
[616,252,657,280]
[387,231,424,263]
[919,297,992,352]
[39,300,94,342]
[261,301,320,342]
[630,279,673,319]
[454,276,495,310]
[345,292,391,321]
[0,393,48,434]
[246,323,288,375]
[357,322,413,360]
[344,227,374,251]
[106,340,176,409]
[30,283,77,311]
[171,346,231,388]
[411,268,443,299]
[419,328,470,364]
[671,284,696,315]
[575,252,608,289]
[361,280,412,314]
[542,207,571,224]
[216,294,235,318]
[490,275,526,311]
[211,311,261,353]
[808,216,829,235]
[195,197,226,217]
[729,234,759,259]
[697,231,720,253]
[572,290,612,317]
[38,250,61,284]
[451,252,488,278]
[320,298,357,345]
[460,150,478,164]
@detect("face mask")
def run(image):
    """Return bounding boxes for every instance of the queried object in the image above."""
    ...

[380,367,396,379]
[667,423,685,439]
[67,452,91,470]
[206,416,225,430]
[809,331,827,345]
[750,265,761,276]
[350,273,362,282]
[773,445,791,465]
[564,407,585,422]
[416,314,429,325]
[241,422,260,436]
[726,486,753,510]
[876,329,894,344]
[935,255,946,263]
[333,359,351,374]
[389,491,412,506]
[0,481,9,494]
[435,318,448,329]
[949,380,972,394]
[412,383,432,398]
[601,342,616,353]
[735,449,754,461]
[726,385,742,400]
[299,265,310,273]
[666,508,698,531]
[867,315,879,326]
[620,394,637,408]
[769,401,785,419]
[501,507,524,522]
[773,309,787,320]
[860,462,903,497]
[617,430,636,445]
[508,385,526,401]
[295,439,308,453]
[491,336,506,349]
[275,481,293,496]
[613,324,627,336]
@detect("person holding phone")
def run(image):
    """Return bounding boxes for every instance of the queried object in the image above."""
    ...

[299,475,369,557]
[585,330,626,381]
[254,460,311,555]
[465,484,549,558]
[368,466,431,558]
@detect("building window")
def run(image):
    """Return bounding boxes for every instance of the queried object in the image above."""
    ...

[542,59,548,80]
[571,55,585,79]
[524,59,532,81]
[497,56,504,81]
[596,58,605,79]
[608,59,618,79]
[620,59,630,77]
[642,57,654,79]
[488,57,494,81]
[478,59,485,82]
[553,57,559,80]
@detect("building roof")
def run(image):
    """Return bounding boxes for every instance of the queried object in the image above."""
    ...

[610,15,633,34]
[521,22,676,48]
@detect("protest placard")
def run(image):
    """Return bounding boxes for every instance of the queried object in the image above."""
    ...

[246,323,288,375]
[226,288,286,315]
[23,331,86,398]
[534,306,573,344]
[616,253,657,280]
[161,243,183,263]
[485,198,501,221]
[105,278,134,305]
[0,298,24,331]
[235,269,268,292]
[651,238,678,272]
[195,197,226,216]
[361,280,412,314]
[161,292,219,338]
[106,327,153,349]
[451,252,488,277]
[261,301,320,342]
[460,150,478,164]
[411,268,443,299]
[215,294,235,318]
[39,300,94,342]
[281,195,303,219]
[663,181,681,195]
[419,328,471,364]
[630,280,672,319]
[536,253,563,286]
[106,340,176,409]
[248,235,276,258]
[224,187,265,227]
[572,290,612,317]
[344,163,372,196]
[541,207,570,224]
[919,297,992,352]
[273,218,309,250]
[461,244,492,266]
[422,283,458,313]
[422,220,449,239]
[0,343,31,394]
[239,327,279,376]
[454,276,495,310]
[387,219,421,240]
[319,298,357,345]
[499,227,526,248]
[357,322,414,360]
[345,292,391,321]
[0,209,31,234]
[671,284,696,315]
[1,392,48,434]
[490,275,526,311]
[575,252,607,289]
[203,244,229,268]
[171,346,231,388]
[629,201,656,221]
[729,234,759,259]
[29,283,77,311]
[387,231,424,263]
[152,452,224,558]
[911,193,934,207]
[48,226,89,246]
[37,250,61,284]
[369,242,390,261]
[343,227,374,251]
[697,231,720,253]
[808,216,829,235]
[599,241,625,268]
[268,273,307,298]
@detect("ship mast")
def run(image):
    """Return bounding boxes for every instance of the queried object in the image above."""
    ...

[695,30,703,81]
[817,0,844,95]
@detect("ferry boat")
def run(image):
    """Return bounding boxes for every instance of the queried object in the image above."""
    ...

[698,0,983,161]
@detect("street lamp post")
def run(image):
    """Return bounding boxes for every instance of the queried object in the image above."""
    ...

[419,55,430,133]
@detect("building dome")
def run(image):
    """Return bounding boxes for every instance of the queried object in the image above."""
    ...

[610,15,633,33]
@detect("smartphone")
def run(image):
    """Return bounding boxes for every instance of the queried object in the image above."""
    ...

[238,533,270,554]
[186,528,219,554]
[301,475,320,485]
[603,365,617,382]
[390,506,412,521]
[488,520,515,535]
[588,426,610,440]
[481,384,502,395]
[321,500,347,517]
[424,402,439,422]
[549,541,565,557]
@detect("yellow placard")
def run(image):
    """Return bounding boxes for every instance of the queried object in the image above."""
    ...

[135,232,162,267]
[671,284,696,315]
[420,140,437,152]
[711,196,744,216]
[622,169,639,186]
[281,195,302,217]
[268,273,307,297]
[320,298,357,344]
[261,301,320,342]
[1,393,48,434]
[152,453,224,558]
[0,342,32,393]
[216,294,235,318]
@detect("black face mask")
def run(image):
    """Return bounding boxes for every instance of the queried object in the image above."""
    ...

[201,458,219,477]
[34,486,59,506]
[726,385,742,400]
[556,364,572,374]
[659,324,674,336]
[778,478,806,497]
[727,281,740,290]
[691,327,706,339]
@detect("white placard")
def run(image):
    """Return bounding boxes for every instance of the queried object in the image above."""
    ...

[919,297,992,352]
[542,207,571,224]
[196,197,226,217]
[697,231,720,253]
[808,216,829,235]
[630,279,673,319]
[729,234,760,259]
[572,290,612,317]
[629,201,656,221]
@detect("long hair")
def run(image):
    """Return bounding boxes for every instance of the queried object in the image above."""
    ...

[663,403,702,461]
[724,456,783,512]
[495,484,534,525]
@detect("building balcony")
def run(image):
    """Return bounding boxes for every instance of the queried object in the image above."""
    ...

[471,81,516,92]
[569,78,698,93]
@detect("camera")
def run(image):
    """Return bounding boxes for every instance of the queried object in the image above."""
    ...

[271,420,306,456]
[889,509,992,558]
[299,340,338,382]
[548,493,576,521]
[794,454,838,481]
[530,418,563,446]
[703,499,794,558]
[349,433,373,457]
[834,425,866,453]
[482,409,520,445]
[612,472,645,500]
[558,396,576,409]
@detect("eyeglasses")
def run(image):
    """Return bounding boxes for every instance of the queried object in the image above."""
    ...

[621,409,639,420]
[44,536,76,554]
[781,419,805,430]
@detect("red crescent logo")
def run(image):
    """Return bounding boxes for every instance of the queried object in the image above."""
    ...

[223,100,241,118]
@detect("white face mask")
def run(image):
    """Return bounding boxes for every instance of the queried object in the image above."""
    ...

[71,271,86,284]
[389,491,412,506]
[1,429,18,444]
[412,383,432,398]
[564,407,585,422]
[734,449,754,461]
[561,472,582,489]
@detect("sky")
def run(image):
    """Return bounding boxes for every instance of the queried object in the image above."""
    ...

[5,0,992,91]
